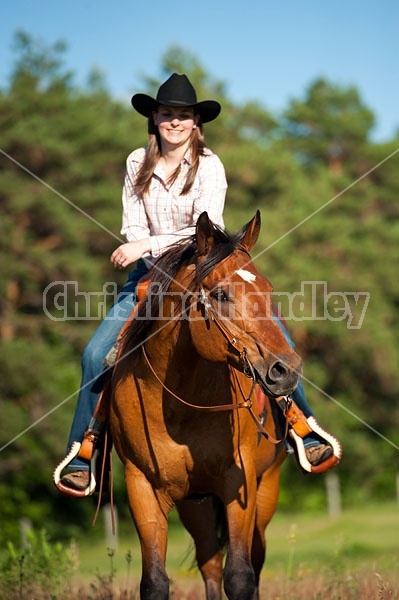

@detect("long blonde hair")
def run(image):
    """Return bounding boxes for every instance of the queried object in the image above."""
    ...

[134,120,207,200]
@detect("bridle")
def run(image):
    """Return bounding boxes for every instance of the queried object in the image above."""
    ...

[141,284,286,444]
[197,286,258,381]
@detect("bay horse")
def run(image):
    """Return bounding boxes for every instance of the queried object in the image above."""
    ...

[109,211,302,600]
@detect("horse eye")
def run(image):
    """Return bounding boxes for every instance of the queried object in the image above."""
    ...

[211,289,229,302]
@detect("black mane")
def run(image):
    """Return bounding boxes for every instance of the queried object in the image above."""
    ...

[122,224,247,352]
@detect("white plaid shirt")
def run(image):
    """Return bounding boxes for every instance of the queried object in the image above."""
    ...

[121,147,227,257]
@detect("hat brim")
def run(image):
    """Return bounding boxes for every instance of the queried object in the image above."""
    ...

[131,93,221,123]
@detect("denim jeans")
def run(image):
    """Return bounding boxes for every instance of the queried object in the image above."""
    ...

[66,259,148,469]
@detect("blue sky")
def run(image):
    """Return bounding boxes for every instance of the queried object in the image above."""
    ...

[1,0,398,141]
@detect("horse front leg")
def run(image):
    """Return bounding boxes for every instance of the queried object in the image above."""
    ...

[177,496,224,600]
[124,461,170,600]
[223,468,258,600]
[251,454,284,591]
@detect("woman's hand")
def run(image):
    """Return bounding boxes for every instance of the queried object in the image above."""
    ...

[111,240,151,269]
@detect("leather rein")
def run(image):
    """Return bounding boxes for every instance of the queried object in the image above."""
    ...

[141,285,285,445]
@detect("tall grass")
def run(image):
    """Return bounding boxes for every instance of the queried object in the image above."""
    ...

[76,501,399,598]
[0,529,78,599]
[1,502,398,598]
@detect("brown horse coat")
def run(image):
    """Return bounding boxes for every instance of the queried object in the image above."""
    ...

[110,211,302,600]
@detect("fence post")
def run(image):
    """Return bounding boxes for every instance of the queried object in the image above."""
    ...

[325,472,341,517]
[20,517,32,547]
[103,503,118,548]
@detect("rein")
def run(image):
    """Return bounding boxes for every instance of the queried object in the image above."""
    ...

[197,286,255,378]
[142,345,253,412]
[141,285,285,444]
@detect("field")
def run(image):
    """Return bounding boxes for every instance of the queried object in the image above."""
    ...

[70,502,399,599]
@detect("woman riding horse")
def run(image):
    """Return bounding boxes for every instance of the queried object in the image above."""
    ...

[57,73,335,493]
[111,210,303,599]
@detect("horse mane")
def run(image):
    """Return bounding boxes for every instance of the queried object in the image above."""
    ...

[123,223,248,352]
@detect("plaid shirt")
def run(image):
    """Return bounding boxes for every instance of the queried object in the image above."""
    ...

[121,147,227,257]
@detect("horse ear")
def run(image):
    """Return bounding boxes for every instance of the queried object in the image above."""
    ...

[196,211,215,256]
[240,210,261,252]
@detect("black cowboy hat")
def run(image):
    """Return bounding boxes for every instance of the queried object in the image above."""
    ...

[131,73,221,123]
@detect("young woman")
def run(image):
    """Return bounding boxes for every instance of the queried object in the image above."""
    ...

[61,73,332,492]
[61,74,227,490]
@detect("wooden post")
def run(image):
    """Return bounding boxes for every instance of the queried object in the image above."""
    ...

[326,472,341,517]
[20,517,32,547]
[103,503,118,548]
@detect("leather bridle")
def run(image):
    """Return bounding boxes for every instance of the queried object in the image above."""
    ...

[141,285,285,444]
[196,286,258,381]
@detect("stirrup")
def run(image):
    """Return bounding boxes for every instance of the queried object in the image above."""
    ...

[54,376,112,498]
[53,441,98,497]
[289,416,343,474]
[53,419,103,498]
[275,396,342,474]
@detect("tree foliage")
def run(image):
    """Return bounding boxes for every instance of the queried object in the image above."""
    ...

[282,77,375,175]
[0,33,398,543]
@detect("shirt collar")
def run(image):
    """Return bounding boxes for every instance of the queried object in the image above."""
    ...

[153,148,192,183]
[183,148,192,165]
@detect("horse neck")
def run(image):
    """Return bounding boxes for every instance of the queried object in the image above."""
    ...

[145,315,256,411]
[142,276,255,407]
[144,316,184,374]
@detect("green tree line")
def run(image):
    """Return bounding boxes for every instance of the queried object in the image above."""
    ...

[0,32,398,544]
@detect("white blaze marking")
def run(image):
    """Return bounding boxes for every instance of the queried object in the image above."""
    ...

[235,269,256,283]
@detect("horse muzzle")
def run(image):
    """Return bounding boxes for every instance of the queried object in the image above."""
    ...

[255,353,303,398]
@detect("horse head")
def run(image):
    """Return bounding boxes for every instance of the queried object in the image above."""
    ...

[188,211,302,398]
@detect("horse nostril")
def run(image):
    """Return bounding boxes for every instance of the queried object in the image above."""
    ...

[268,361,289,382]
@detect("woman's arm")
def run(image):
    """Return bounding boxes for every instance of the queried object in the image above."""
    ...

[191,153,227,228]
[120,150,151,244]
[112,151,152,268]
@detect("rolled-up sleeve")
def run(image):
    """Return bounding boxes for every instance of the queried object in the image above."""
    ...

[191,153,227,229]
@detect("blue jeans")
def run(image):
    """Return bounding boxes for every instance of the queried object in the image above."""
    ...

[273,314,321,449]
[66,259,148,469]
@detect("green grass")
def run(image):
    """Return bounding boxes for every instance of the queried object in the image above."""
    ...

[2,503,397,598]
[265,501,399,573]
[74,501,399,589]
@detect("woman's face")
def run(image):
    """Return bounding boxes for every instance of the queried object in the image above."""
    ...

[153,105,199,150]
